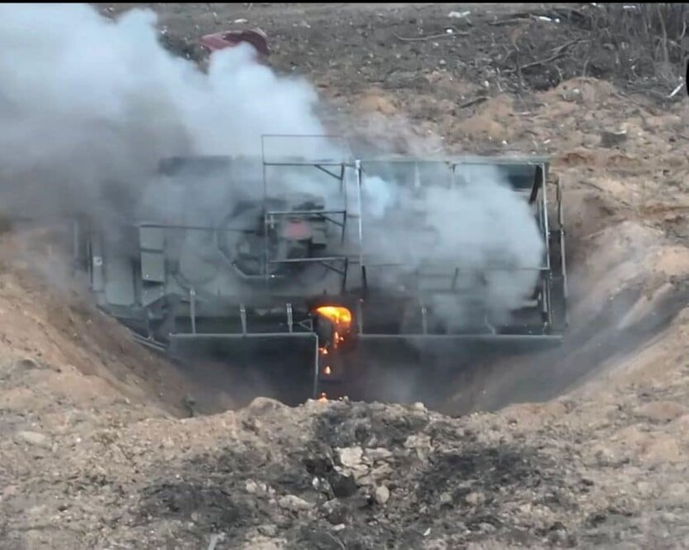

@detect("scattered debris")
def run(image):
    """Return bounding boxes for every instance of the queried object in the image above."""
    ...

[278,494,314,512]
[207,533,226,550]
[600,129,628,148]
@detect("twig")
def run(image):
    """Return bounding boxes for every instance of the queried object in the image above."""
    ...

[668,82,684,98]
[393,31,468,42]
[657,3,670,66]
[514,38,524,92]
[504,38,581,73]
[488,18,530,27]
[459,96,488,109]
[549,7,590,23]
[582,55,591,77]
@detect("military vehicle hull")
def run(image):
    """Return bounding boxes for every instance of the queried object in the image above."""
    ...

[72,135,568,401]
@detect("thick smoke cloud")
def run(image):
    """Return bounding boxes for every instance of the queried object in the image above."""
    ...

[0,3,545,331]
[359,164,545,331]
[0,3,333,226]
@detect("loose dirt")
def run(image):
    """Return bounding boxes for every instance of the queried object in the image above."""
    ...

[2,3,689,549]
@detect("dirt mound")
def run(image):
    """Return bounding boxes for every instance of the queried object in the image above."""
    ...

[0,397,662,549]
[0,228,206,417]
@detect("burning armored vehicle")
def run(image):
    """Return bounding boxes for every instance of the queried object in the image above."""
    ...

[72,135,568,402]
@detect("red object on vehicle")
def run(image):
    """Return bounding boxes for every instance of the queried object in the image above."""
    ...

[283,220,311,241]
[199,28,269,57]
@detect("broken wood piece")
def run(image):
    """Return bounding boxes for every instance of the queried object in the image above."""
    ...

[459,96,489,109]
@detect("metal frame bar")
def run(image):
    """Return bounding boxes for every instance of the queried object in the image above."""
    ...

[557,177,569,306]
[260,134,352,166]
[356,333,563,343]
[169,331,322,398]
[260,134,354,291]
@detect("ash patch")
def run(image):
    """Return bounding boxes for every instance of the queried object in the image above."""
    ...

[134,402,579,548]
[136,442,309,544]
[413,445,577,547]
[314,401,431,448]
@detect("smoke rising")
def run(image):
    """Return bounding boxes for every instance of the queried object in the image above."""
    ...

[0,3,545,331]
[359,163,545,331]
[0,3,333,226]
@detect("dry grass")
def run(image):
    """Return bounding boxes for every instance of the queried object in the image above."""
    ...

[592,3,689,86]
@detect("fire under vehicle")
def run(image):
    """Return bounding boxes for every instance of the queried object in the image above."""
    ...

[72,135,568,402]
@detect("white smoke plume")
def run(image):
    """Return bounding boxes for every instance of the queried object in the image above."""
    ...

[0,3,545,331]
[359,163,545,331]
[0,3,337,226]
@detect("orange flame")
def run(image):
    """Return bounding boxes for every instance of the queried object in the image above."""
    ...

[315,306,352,351]
[323,365,332,376]
[318,392,328,402]
[314,306,352,331]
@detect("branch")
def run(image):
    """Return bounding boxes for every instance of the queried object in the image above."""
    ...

[504,38,581,73]
[458,96,488,109]
[394,31,468,42]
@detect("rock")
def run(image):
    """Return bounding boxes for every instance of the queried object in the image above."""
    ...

[322,500,348,525]
[561,88,582,102]
[548,528,570,545]
[278,495,313,512]
[337,446,365,469]
[240,536,284,550]
[15,431,50,449]
[439,492,453,505]
[329,472,358,498]
[344,462,370,479]
[371,463,393,481]
[355,474,375,487]
[258,524,278,537]
[366,447,392,462]
[246,480,269,496]
[593,446,618,466]
[404,434,432,460]
[15,358,47,371]
[404,434,431,449]
[246,397,287,417]
[465,492,485,506]
[479,522,496,534]
[600,130,627,148]
[374,485,390,505]
[332,524,345,532]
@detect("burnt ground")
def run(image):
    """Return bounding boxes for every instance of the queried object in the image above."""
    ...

[135,403,574,550]
[2,2,689,550]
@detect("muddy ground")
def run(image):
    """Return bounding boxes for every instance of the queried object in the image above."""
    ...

[2,2,689,549]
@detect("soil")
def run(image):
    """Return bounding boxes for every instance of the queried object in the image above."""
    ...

[2,3,689,550]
